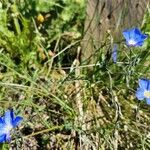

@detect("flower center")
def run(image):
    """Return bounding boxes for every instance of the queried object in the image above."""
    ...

[128,39,136,45]
[144,91,150,98]
[4,124,12,133]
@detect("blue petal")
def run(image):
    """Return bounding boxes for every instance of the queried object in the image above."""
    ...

[12,116,23,128]
[134,28,142,36]
[0,134,6,143]
[0,125,6,135]
[135,41,144,47]
[134,34,144,42]
[134,34,147,46]
[4,110,14,126]
[112,44,117,63]
[134,28,148,40]
[5,133,11,142]
[139,79,149,89]
[122,29,130,41]
[141,34,147,40]
[129,28,137,39]
[130,28,143,44]
[146,98,150,105]
[135,88,145,100]
[0,117,4,126]
[147,80,150,91]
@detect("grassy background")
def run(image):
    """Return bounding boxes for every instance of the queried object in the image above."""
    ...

[0,0,150,149]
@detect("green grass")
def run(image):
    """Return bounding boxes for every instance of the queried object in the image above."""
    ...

[0,0,150,149]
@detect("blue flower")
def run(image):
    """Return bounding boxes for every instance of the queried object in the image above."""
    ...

[136,79,150,105]
[0,110,23,143]
[112,44,117,63]
[123,28,147,47]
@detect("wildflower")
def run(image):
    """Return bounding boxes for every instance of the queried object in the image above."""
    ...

[37,14,44,23]
[122,27,147,47]
[0,110,23,143]
[136,79,150,105]
[112,44,117,63]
